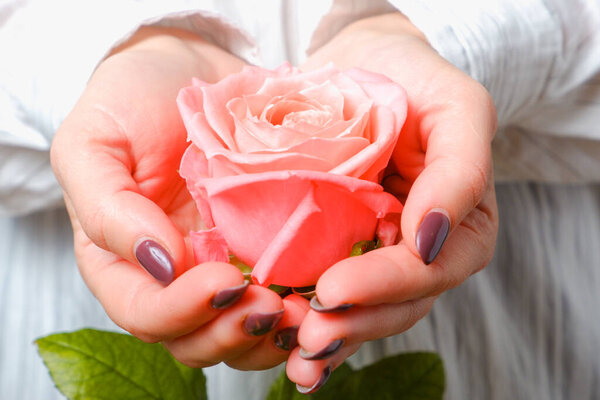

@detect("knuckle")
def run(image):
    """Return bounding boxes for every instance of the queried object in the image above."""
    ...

[429,260,458,295]
[398,299,435,333]
[466,80,498,135]
[166,346,214,369]
[80,204,107,247]
[429,252,473,294]
[225,357,283,371]
[121,322,160,344]
[461,159,490,210]
[119,286,161,344]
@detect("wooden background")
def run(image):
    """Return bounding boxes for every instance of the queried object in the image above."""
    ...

[1,182,599,400]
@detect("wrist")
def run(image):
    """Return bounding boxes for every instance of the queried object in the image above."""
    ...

[342,12,428,43]
[303,12,431,74]
[105,26,245,83]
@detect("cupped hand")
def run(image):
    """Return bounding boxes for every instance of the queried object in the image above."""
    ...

[51,27,307,370]
[288,13,498,392]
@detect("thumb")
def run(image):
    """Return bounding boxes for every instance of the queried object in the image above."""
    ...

[390,90,496,265]
[52,117,187,284]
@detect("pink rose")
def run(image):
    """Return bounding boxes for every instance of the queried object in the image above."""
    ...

[178,64,407,287]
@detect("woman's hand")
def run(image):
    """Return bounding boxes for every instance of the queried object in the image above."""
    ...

[288,13,498,392]
[51,27,307,370]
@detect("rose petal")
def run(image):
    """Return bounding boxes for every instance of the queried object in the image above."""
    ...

[274,61,296,75]
[190,227,229,264]
[251,181,380,287]
[227,103,370,164]
[353,81,407,134]
[179,146,215,227]
[297,81,344,121]
[228,94,322,152]
[254,136,370,168]
[263,97,331,128]
[331,106,399,182]
[205,148,336,175]
[255,64,342,99]
[376,214,402,247]
[330,72,374,120]
[177,85,205,124]
[200,66,281,150]
[184,111,234,153]
[344,67,394,84]
[196,170,402,286]
[191,77,210,87]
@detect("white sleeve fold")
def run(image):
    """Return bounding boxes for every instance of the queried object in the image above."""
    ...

[0,0,258,216]
[388,0,600,182]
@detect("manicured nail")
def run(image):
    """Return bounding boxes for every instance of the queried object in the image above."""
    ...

[274,326,299,351]
[416,210,450,265]
[134,239,175,284]
[211,281,249,309]
[299,339,345,360]
[296,366,332,394]
[310,296,353,313]
[244,310,284,336]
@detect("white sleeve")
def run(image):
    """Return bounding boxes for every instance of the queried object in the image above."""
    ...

[387,0,600,125]
[0,0,259,216]
[388,0,600,182]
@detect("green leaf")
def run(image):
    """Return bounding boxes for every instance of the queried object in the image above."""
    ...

[266,363,353,400]
[36,328,206,400]
[267,353,444,400]
[333,352,444,400]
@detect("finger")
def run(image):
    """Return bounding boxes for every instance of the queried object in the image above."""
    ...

[71,212,248,341]
[286,343,362,394]
[314,186,497,308]
[396,79,497,265]
[52,112,189,283]
[162,285,285,368]
[297,297,435,361]
[225,294,310,370]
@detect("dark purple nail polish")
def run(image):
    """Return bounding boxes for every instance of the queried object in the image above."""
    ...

[416,211,450,265]
[299,339,345,360]
[310,296,353,313]
[134,239,175,284]
[211,281,249,309]
[274,326,299,351]
[244,310,284,336]
[296,366,332,394]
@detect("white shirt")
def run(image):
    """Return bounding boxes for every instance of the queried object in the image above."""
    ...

[1,3,600,400]
[1,0,600,216]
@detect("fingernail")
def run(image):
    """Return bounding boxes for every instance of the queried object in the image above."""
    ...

[310,296,353,313]
[416,210,450,265]
[296,366,332,394]
[211,281,249,309]
[299,339,345,360]
[244,310,284,336]
[274,326,299,351]
[134,239,175,284]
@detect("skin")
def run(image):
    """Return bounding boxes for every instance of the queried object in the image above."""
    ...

[51,26,306,369]
[287,13,498,388]
[51,12,498,387]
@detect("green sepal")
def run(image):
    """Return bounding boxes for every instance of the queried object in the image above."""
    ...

[350,238,380,257]
[268,284,289,294]
[291,285,317,299]
[229,254,252,279]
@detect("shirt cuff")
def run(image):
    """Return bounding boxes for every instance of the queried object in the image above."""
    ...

[387,0,561,125]
[0,1,258,216]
